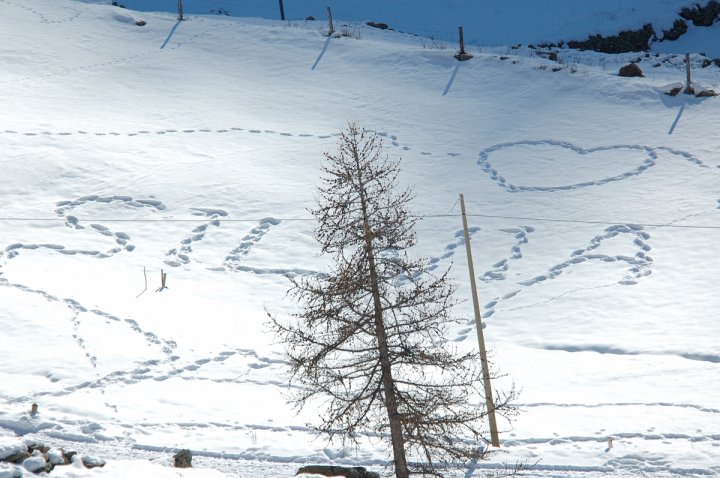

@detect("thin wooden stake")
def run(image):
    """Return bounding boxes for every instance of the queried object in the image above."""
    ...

[156,269,168,292]
[278,0,285,20]
[326,6,334,36]
[178,0,184,21]
[136,267,148,299]
[460,193,500,447]
[685,53,691,91]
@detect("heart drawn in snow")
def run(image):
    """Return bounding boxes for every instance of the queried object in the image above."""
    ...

[477,140,669,193]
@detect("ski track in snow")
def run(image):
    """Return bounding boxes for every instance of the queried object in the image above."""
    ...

[0,0,82,24]
[1,129,712,356]
[0,126,342,142]
[220,217,315,277]
[541,344,720,364]
[520,223,653,288]
[502,433,720,446]
[0,195,176,377]
[0,11,237,86]
[479,226,535,283]
[452,224,654,343]
[0,278,178,401]
[1,128,706,183]
[1,1,718,473]
[477,140,707,193]
[0,194,163,266]
[0,202,290,406]
[54,194,166,256]
[423,227,480,273]
[2,122,718,476]
[518,401,720,415]
[1,420,718,478]
[395,226,480,285]
[3,348,284,407]
[164,208,227,268]
[8,282,174,355]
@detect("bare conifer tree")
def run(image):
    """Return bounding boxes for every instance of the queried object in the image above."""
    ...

[271,123,516,478]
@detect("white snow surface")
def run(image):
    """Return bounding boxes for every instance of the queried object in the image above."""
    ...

[75,0,703,48]
[1,0,719,477]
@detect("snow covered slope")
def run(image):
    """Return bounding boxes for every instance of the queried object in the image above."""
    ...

[76,0,693,47]
[1,0,719,477]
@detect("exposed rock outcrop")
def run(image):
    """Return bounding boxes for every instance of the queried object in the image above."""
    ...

[568,24,655,53]
[680,1,720,26]
[661,19,688,41]
[0,439,102,475]
[557,2,720,52]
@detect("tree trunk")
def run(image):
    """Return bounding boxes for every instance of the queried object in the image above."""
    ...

[354,152,410,478]
[365,223,410,478]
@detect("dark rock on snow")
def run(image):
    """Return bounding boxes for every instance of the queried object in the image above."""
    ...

[63,450,78,464]
[297,465,380,478]
[81,455,106,469]
[4,452,31,464]
[618,63,644,77]
[26,442,49,455]
[174,449,193,468]
[366,21,389,30]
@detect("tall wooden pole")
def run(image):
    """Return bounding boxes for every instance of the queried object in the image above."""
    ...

[178,0,184,20]
[279,0,285,20]
[685,53,691,91]
[327,7,334,35]
[460,193,500,448]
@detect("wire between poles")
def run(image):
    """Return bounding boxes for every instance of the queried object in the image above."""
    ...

[0,213,718,229]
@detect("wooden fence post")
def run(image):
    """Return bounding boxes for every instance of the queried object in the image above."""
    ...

[455,26,473,61]
[156,269,168,292]
[327,7,334,36]
[178,0,184,20]
[279,0,285,20]
[685,53,691,92]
